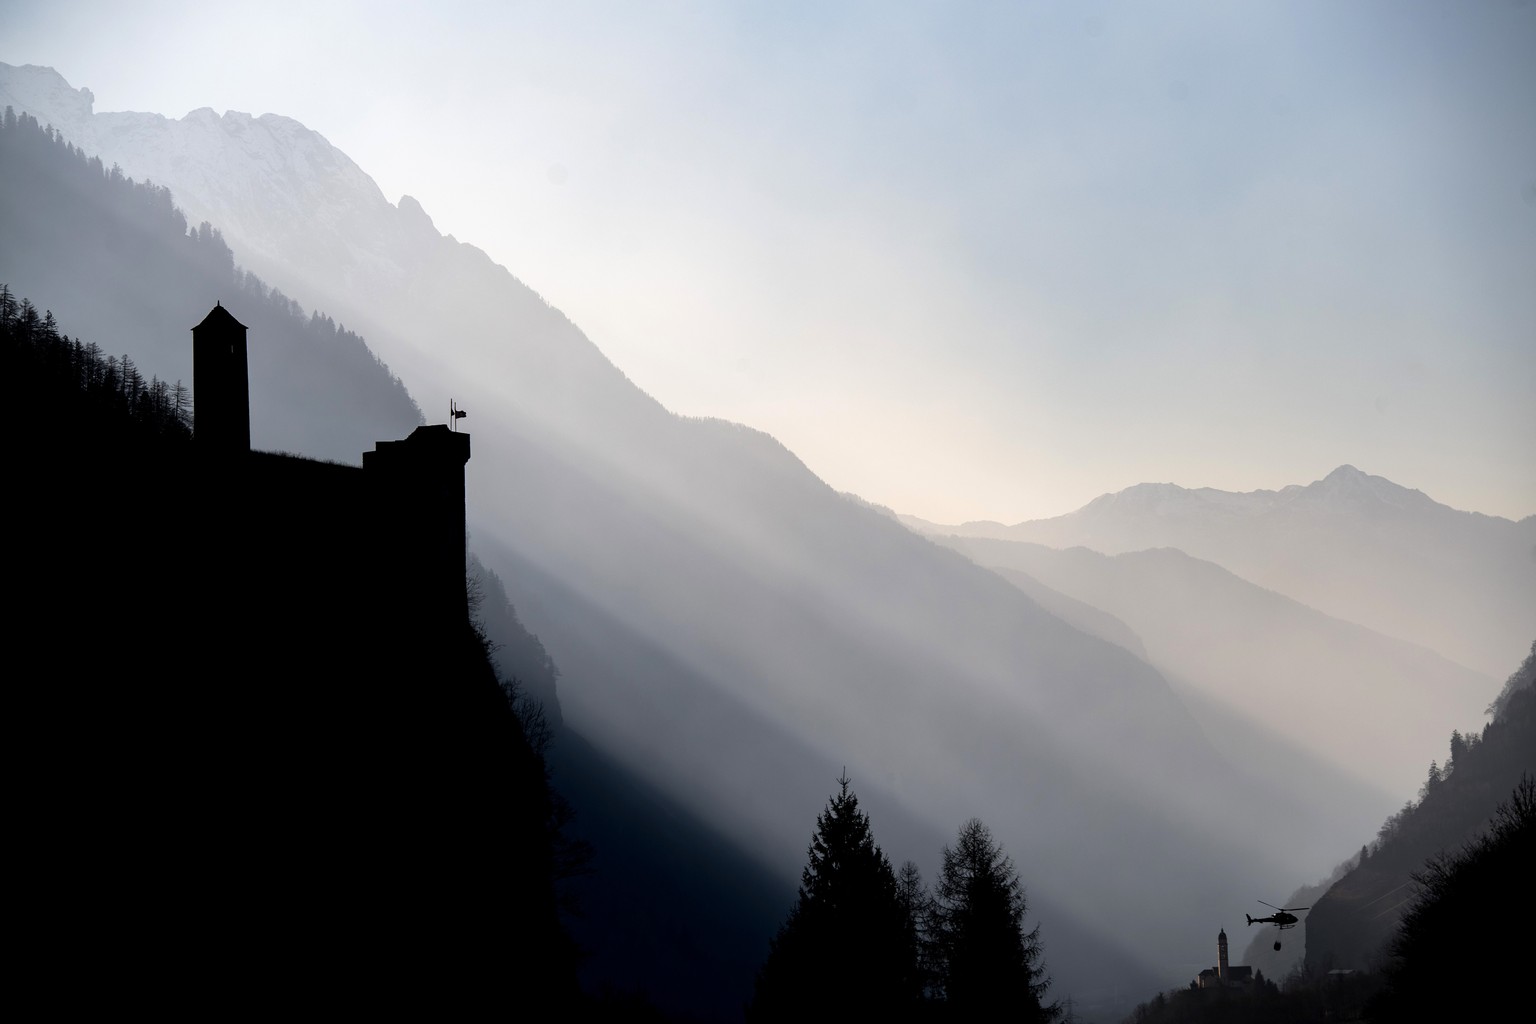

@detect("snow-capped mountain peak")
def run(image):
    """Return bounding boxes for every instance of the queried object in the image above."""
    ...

[1,61,400,300]
[0,63,94,122]
[1281,464,1437,516]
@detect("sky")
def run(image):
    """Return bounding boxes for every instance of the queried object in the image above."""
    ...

[5,0,1534,522]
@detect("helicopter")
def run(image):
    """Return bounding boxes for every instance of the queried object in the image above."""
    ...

[1247,901,1310,951]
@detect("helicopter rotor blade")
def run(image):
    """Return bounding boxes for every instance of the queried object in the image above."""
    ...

[1258,901,1283,912]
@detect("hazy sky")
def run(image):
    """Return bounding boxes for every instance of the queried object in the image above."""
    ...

[6,0,1534,521]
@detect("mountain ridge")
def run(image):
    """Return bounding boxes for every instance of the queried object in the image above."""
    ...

[904,464,1535,678]
[911,465,1524,535]
[0,62,662,438]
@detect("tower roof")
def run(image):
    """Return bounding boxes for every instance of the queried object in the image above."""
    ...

[192,302,247,331]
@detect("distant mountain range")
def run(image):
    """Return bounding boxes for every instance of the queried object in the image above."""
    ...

[6,61,1527,1017]
[904,465,1535,680]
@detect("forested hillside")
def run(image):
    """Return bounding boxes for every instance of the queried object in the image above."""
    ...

[1304,642,1536,972]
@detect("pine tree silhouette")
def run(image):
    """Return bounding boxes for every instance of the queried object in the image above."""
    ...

[932,818,1059,1021]
[749,771,921,1019]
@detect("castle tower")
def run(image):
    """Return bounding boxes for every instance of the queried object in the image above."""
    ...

[192,303,250,453]
[1218,927,1229,981]
[363,424,472,622]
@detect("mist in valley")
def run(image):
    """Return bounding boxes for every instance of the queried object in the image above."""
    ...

[3,3,1533,1020]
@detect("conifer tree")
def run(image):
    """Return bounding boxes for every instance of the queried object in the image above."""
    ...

[749,772,919,1019]
[931,818,1058,1021]
[896,858,934,995]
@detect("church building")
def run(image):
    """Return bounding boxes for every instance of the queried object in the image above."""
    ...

[1196,928,1254,989]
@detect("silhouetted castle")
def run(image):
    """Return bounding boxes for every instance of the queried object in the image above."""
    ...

[190,300,471,622]
[15,302,567,1006]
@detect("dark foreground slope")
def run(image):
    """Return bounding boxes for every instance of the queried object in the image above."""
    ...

[1368,774,1533,1020]
[5,302,576,1011]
